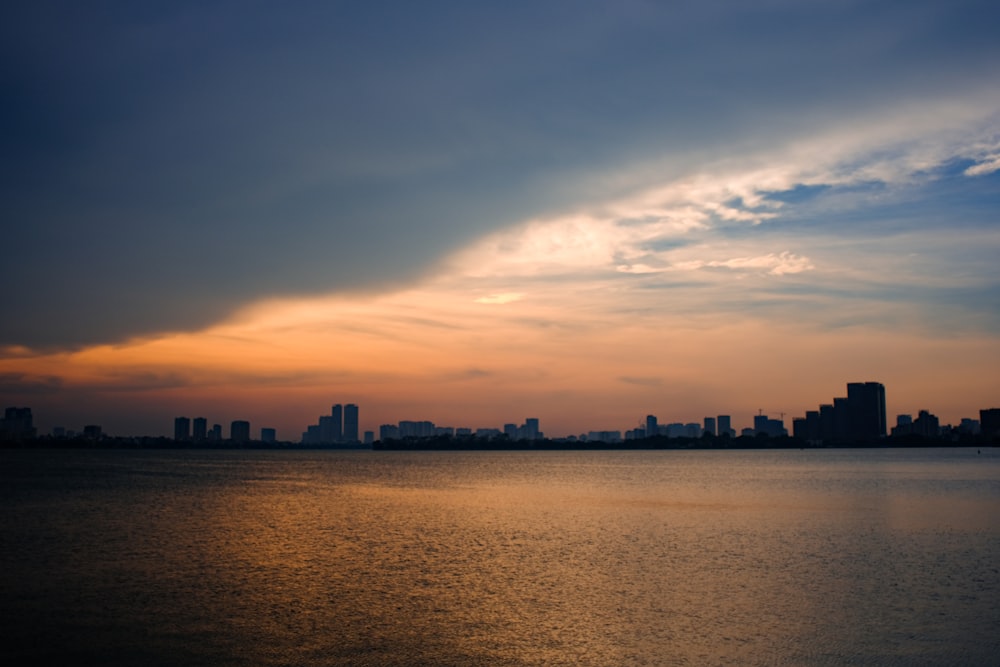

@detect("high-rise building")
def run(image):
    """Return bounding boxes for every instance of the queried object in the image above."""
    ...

[646,415,659,438]
[174,416,190,441]
[331,404,344,442]
[343,404,359,442]
[192,417,207,441]
[703,416,716,436]
[260,427,276,443]
[1,407,36,441]
[524,418,540,440]
[980,408,1000,438]
[231,420,250,442]
[846,382,886,440]
[717,415,732,437]
[319,415,336,443]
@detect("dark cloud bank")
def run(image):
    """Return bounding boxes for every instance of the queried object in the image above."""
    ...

[2,0,998,349]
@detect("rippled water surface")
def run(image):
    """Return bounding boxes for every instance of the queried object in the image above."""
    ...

[1,448,998,665]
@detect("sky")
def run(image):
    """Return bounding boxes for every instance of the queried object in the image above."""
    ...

[2,0,999,439]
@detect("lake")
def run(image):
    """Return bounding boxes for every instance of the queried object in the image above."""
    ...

[1,448,997,665]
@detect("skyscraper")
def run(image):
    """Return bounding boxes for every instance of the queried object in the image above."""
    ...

[703,416,716,436]
[174,416,190,441]
[717,415,732,437]
[846,382,886,440]
[231,420,250,443]
[343,404,359,442]
[192,417,207,441]
[646,415,658,438]
[331,404,344,442]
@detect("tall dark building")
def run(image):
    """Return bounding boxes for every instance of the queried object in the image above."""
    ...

[174,416,191,441]
[1,407,36,441]
[846,382,886,440]
[231,420,250,443]
[717,415,732,437]
[343,404,359,442]
[331,404,344,442]
[646,415,658,438]
[192,417,207,441]
[981,408,1000,439]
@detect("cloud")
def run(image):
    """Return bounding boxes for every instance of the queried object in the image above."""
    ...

[691,252,815,276]
[474,293,524,305]
[2,1,999,349]
[964,155,1000,176]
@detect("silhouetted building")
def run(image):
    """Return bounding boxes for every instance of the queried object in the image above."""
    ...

[524,418,540,440]
[332,404,345,441]
[1,407,36,441]
[211,424,222,441]
[260,427,276,443]
[83,424,102,440]
[364,430,374,445]
[504,423,518,438]
[703,416,716,437]
[193,417,207,441]
[958,419,980,436]
[894,410,940,438]
[380,424,400,440]
[344,404,359,442]
[846,382,886,440]
[981,408,1000,438]
[174,416,190,441]
[717,415,733,437]
[319,415,336,443]
[804,382,887,443]
[754,414,786,437]
[231,420,250,442]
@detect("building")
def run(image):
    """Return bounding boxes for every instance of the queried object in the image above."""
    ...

[981,408,1000,439]
[260,428,276,443]
[1,407,36,441]
[646,415,658,438]
[174,416,190,442]
[363,431,374,445]
[846,382,887,440]
[802,382,887,443]
[703,416,716,437]
[753,414,786,437]
[192,417,207,441]
[231,420,250,443]
[343,404,359,442]
[717,415,733,437]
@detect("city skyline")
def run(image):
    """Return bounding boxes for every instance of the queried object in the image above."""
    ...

[6,380,997,443]
[1,2,998,438]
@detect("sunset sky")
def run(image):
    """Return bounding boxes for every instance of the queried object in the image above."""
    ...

[2,1,999,439]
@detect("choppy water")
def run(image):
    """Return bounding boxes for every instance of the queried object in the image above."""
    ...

[1,448,997,666]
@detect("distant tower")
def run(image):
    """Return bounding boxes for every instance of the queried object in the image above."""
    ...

[174,416,191,441]
[343,404,359,442]
[846,382,886,440]
[230,420,250,443]
[524,418,540,440]
[717,415,732,437]
[703,416,716,437]
[646,415,658,438]
[260,427,276,443]
[331,404,344,442]
[192,417,207,442]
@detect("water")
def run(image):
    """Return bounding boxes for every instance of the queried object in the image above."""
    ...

[1,448,997,665]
